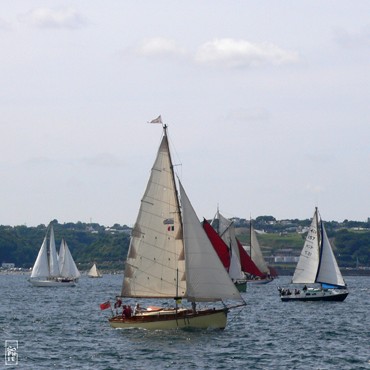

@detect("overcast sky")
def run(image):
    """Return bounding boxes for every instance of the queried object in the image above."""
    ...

[1,1,369,227]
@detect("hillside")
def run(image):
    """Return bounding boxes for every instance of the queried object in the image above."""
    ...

[0,217,369,271]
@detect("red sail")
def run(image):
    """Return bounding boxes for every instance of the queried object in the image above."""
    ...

[236,238,265,277]
[268,265,278,277]
[203,219,230,270]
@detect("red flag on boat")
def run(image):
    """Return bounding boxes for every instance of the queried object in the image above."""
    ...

[100,301,111,310]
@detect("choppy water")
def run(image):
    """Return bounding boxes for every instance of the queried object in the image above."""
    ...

[0,274,369,369]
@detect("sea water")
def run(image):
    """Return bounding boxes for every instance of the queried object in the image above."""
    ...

[0,274,369,369]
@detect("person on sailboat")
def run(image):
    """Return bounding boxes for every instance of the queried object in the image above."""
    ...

[133,303,142,315]
[123,305,132,318]
[114,297,122,314]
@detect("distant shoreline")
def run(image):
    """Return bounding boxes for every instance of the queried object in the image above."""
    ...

[274,267,370,277]
[1,269,369,277]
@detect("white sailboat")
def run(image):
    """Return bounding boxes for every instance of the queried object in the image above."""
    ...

[88,263,102,278]
[210,210,247,292]
[278,207,348,301]
[246,224,274,284]
[58,239,81,282]
[109,122,245,330]
[29,225,79,287]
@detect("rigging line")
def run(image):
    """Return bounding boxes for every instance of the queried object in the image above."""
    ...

[166,127,183,179]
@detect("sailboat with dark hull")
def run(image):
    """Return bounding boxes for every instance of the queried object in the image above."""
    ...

[109,121,245,330]
[278,207,348,302]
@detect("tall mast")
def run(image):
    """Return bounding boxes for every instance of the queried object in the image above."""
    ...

[314,207,323,283]
[163,123,183,231]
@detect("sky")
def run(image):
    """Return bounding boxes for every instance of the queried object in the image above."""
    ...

[1,1,369,227]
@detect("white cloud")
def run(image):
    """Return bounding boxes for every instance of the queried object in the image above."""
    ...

[19,7,87,29]
[135,37,186,57]
[195,38,299,68]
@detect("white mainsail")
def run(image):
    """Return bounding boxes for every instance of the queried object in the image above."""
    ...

[216,212,245,281]
[250,225,270,275]
[122,132,186,298]
[30,237,49,278]
[59,239,80,279]
[179,181,242,302]
[292,209,320,284]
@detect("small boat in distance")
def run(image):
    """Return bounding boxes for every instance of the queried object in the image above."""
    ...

[29,225,80,287]
[245,222,275,284]
[209,210,247,292]
[88,263,102,278]
[278,207,348,302]
[108,120,245,330]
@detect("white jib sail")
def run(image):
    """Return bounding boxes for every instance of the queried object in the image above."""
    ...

[292,209,320,284]
[122,133,186,298]
[179,180,242,302]
[250,226,270,274]
[217,212,245,281]
[30,237,49,278]
[316,222,346,287]
[58,239,66,272]
[49,226,60,277]
[59,240,80,279]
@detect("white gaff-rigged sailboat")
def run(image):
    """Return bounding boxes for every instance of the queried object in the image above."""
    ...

[29,225,79,287]
[278,207,348,302]
[88,263,102,278]
[109,123,245,330]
